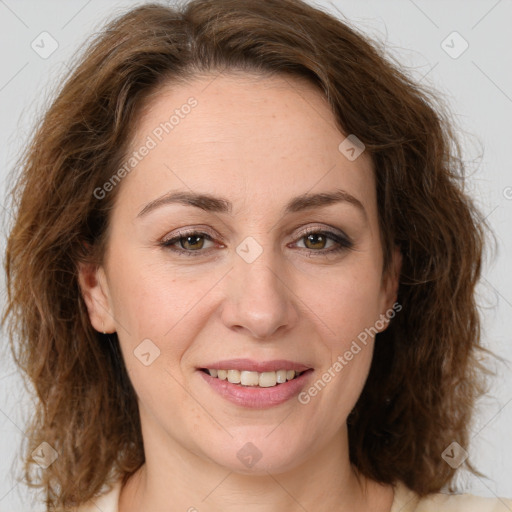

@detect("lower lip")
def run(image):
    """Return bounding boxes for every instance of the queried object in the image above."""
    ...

[198,370,313,409]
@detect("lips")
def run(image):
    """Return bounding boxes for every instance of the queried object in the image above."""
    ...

[197,359,314,408]
[200,358,311,373]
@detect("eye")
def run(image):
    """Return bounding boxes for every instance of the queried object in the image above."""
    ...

[159,226,353,258]
[159,230,218,256]
[292,228,353,255]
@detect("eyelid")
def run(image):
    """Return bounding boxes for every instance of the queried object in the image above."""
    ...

[159,222,354,257]
[292,223,350,242]
[161,223,350,245]
[161,225,221,245]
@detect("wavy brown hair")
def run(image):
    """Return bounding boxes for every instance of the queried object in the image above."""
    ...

[2,0,492,509]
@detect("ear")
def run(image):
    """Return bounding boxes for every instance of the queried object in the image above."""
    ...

[378,246,402,331]
[77,260,117,334]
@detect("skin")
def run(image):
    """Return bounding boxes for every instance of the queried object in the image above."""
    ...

[79,71,401,512]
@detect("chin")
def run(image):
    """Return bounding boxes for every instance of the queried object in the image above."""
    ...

[199,429,312,476]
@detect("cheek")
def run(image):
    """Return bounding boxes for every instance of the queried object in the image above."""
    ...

[294,255,383,410]
[298,310,377,433]
[107,244,209,345]
[298,259,385,346]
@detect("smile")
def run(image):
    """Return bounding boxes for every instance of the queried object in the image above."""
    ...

[197,360,314,409]
[201,368,304,388]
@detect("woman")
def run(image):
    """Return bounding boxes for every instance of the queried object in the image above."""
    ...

[2,0,511,511]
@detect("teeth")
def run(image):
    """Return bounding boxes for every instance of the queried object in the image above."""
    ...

[259,371,277,387]
[207,368,303,387]
[227,369,241,384]
[276,369,287,384]
[240,371,259,386]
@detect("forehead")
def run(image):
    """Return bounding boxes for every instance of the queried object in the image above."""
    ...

[119,72,376,218]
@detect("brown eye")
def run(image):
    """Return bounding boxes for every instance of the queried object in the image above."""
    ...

[292,229,353,256]
[303,233,328,250]
[160,231,217,256]
[180,234,205,250]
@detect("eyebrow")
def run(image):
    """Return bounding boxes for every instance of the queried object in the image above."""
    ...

[136,189,366,219]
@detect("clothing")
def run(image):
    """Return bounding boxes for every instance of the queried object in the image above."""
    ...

[75,479,512,511]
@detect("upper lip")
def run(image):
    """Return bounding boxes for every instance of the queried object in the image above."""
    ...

[199,359,312,373]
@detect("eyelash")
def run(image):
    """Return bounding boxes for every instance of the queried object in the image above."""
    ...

[159,227,353,257]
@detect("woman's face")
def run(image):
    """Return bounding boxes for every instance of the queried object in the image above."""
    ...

[80,72,399,474]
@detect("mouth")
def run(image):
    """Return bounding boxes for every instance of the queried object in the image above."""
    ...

[199,368,307,388]
[196,359,314,408]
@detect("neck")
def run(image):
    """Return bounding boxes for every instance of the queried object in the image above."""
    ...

[118,423,393,512]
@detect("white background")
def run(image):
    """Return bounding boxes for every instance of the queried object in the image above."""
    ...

[0,1,511,510]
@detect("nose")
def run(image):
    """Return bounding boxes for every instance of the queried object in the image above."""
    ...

[220,248,299,340]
